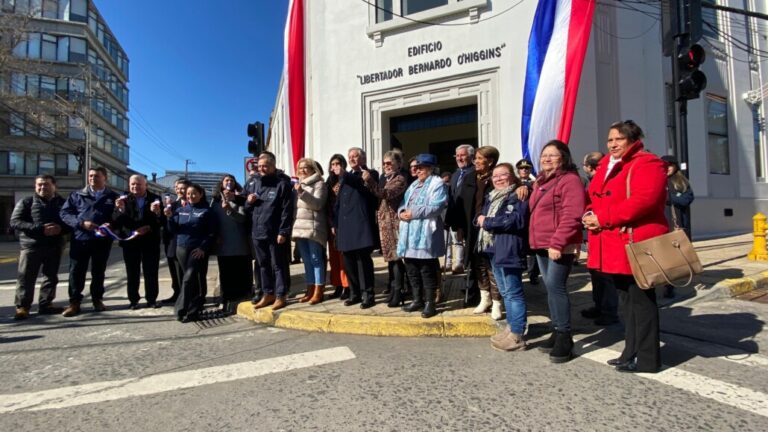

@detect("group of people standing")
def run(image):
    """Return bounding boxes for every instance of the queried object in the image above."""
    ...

[10,120,694,373]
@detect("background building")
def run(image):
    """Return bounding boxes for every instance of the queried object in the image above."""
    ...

[267,0,768,239]
[156,170,230,199]
[0,0,131,239]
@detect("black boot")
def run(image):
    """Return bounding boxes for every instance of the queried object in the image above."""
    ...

[329,286,343,299]
[388,287,403,308]
[421,302,437,318]
[549,331,574,364]
[402,282,423,313]
[421,286,437,318]
[360,290,376,309]
[340,287,350,300]
[538,331,558,353]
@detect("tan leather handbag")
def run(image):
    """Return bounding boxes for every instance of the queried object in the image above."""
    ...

[623,167,702,290]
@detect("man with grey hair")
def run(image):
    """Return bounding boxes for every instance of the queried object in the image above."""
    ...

[444,144,475,275]
[114,174,164,309]
[248,153,295,311]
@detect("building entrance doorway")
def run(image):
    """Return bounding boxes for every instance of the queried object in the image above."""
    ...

[387,103,478,174]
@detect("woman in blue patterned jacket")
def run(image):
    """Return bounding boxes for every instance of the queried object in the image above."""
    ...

[397,154,448,319]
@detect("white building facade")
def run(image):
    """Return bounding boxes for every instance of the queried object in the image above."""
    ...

[267,0,768,239]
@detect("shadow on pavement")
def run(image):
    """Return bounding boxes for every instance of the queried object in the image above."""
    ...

[0,334,44,344]
[660,306,764,361]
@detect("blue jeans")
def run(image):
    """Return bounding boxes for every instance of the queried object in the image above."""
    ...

[536,252,575,332]
[296,239,326,285]
[490,260,527,335]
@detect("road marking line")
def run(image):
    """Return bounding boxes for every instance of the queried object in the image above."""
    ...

[578,347,768,418]
[0,346,355,413]
[660,334,768,368]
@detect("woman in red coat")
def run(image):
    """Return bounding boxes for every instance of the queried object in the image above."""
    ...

[582,120,667,373]
[529,140,586,364]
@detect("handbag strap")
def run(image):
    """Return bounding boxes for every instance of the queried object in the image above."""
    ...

[624,160,680,244]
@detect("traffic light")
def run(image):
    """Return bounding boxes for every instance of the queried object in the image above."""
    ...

[677,44,706,101]
[247,121,264,155]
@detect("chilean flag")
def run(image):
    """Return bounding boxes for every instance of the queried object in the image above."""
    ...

[282,0,305,176]
[521,0,595,170]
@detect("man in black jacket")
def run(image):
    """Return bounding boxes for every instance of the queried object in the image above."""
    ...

[114,175,163,309]
[10,175,68,319]
[60,167,119,317]
[247,153,295,311]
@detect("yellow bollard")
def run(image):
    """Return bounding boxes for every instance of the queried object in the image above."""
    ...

[748,212,768,261]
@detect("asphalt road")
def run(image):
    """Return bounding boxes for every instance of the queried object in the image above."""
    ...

[1,255,767,431]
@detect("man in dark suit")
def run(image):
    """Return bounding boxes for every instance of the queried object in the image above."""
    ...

[445,144,478,306]
[331,147,380,309]
[114,175,163,309]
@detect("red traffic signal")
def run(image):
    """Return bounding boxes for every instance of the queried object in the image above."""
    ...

[677,44,707,101]
[678,44,705,71]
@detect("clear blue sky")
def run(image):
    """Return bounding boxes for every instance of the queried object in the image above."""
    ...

[96,0,288,181]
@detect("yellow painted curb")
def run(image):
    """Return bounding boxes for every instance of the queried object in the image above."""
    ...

[443,315,498,337]
[719,278,755,297]
[327,314,445,337]
[276,310,332,333]
[749,271,768,291]
[235,301,498,338]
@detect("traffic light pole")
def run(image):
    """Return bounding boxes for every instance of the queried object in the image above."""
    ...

[670,2,693,237]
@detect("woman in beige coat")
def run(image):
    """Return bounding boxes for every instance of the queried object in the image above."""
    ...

[292,158,328,304]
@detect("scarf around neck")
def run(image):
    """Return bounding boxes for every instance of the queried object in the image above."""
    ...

[477,186,514,252]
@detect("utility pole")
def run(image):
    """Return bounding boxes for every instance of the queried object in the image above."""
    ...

[184,159,195,179]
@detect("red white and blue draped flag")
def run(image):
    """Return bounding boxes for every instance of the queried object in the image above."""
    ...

[521,0,595,169]
[282,0,305,174]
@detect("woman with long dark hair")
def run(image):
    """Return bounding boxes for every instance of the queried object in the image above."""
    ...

[326,154,350,300]
[210,174,251,314]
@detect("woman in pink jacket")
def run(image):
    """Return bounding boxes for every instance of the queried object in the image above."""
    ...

[529,140,586,363]
[583,120,667,373]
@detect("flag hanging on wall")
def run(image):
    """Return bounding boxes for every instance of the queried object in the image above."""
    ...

[282,0,305,175]
[521,0,595,170]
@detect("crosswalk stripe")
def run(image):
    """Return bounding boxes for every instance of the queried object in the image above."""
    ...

[0,346,356,413]
[578,346,768,418]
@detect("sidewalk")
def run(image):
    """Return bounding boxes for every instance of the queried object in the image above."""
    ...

[237,233,768,338]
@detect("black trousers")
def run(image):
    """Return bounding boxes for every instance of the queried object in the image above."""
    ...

[175,246,209,319]
[15,245,63,309]
[164,241,181,299]
[217,255,253,302]
[342,247,375,301]
[404,258,439,304]
[123,241,160,305]
[68,238,113,303]
[612,274,661,372]
[253,239,290,297]
[588,269,619,319]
